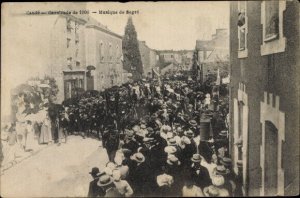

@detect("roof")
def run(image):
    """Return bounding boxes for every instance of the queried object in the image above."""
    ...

[66,14,123,39]
[203,48,229,63]
[195,40,214,51]
[85,16,123,39]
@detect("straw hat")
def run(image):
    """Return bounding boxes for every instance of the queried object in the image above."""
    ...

[212,174,225,187]
[164,146,177,154]
[140,124,147,129]
[130,152,145,163]
[215,165,230,176]
[167,132,174,139]
[184,130,194,138]
[97,175,113,187]
[203,185,220,197]
[157,173,174,187]
[168,138,177,146]
[191,154,202,163]
[189,120,198,126]
[167,154,180,165]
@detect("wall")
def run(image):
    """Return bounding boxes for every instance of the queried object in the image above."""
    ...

[229,1,299,196]
[85,25,123,91]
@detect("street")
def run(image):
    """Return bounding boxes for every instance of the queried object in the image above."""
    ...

[0,136,107,197]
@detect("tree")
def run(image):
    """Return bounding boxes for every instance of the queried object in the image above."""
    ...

[191,50,199,81]
[44,75,59,103]
[122,17,143,81]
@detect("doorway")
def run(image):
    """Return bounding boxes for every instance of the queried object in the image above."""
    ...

[264,121,278,196]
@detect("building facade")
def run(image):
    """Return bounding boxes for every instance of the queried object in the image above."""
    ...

[49,14,124,102]
[138,41,157,78]
[229,1,299,196]
[195,29,229,83]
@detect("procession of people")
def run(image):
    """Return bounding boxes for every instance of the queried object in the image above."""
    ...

[75,76,240,197]
[1,75,238,197]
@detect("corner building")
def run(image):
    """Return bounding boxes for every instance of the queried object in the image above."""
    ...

[49,14,123,102]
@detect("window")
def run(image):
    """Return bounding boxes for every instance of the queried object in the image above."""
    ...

[264,0,279,42]
[116,45,119,61]
[67,18,72,33]
[75,22,79,34]
[75,49,79,58]
[261,1,286,55]
[109,43,112,60]
[75,40,79,46]
[67,57,72,67]
[67,38,71,48]
[76,61,80,67]
[238,1,248,58]
[99,42,104,61]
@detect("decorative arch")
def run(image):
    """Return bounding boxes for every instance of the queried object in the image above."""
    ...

[260,92,285,196]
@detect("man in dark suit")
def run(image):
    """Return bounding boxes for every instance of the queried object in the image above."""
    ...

[103,128,119,162]
[189,154,212,189]
[87,167,105,197]
[122,130,139,153]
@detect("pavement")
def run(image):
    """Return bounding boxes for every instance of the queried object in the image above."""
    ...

[0,135,108,197]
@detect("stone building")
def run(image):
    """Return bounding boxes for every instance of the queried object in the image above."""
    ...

[138,41,157,78]
[195,28,229,83]
[156,50,193,72]
[229,1,299,196]
[49,14,123,102]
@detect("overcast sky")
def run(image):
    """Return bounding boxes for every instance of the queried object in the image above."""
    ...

[87,1,229,50]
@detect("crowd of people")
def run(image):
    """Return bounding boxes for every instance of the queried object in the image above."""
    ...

[70,77,240,197]
[1,76,239,197]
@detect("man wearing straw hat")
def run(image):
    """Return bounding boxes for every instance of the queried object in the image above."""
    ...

[97,174,121,197]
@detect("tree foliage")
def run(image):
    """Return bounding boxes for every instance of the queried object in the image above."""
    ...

[191,50,199,81]
[122,17,143,80]
[44,75,59,103]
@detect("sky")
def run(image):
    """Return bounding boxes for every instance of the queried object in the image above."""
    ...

[87,1,229,50]
[1,2,229,117]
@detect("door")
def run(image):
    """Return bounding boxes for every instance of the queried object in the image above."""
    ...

[87,75,94,90]
[264,121,278,196]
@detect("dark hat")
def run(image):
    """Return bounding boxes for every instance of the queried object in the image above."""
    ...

[189,120,197,126]
[191,154,202,163]
[220,157,232,167]
[97,175,113,187]
[219,130,228,137]
[122,148,132,157]
[237,160,243,168]
[89,167,100,176]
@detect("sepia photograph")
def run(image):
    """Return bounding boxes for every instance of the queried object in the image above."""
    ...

[1,1,299,197]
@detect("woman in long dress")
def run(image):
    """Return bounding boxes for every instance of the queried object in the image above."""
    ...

[39,114,52,144]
